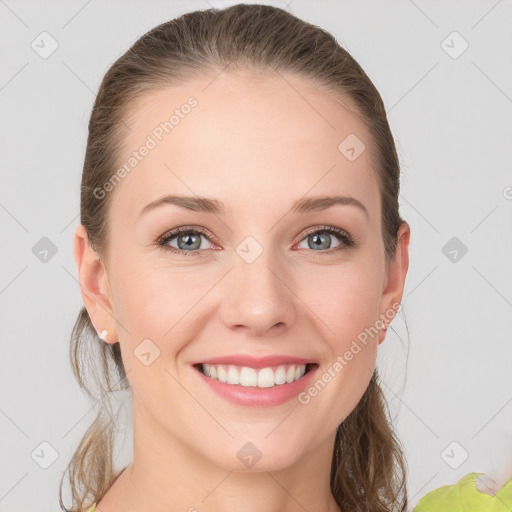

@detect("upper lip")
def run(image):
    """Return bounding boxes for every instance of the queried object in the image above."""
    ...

[192,355,317,369]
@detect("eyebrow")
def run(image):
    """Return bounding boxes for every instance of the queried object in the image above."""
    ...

[138,194,369,219]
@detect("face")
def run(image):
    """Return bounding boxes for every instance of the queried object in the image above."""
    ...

[75,69,409,473]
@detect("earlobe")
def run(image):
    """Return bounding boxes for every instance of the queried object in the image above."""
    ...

[73,225,117,343]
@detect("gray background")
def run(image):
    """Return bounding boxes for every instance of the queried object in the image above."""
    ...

[1,0,511,510]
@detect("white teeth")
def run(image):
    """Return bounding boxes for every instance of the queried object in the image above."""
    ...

[257,368,275,388]
[239,367,257,386]
[227,365,240,385]
[217,366,227,383]
[275,366,287,385]
[200,363,308,388]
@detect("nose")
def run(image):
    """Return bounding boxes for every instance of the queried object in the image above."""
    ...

[219,247,297,338]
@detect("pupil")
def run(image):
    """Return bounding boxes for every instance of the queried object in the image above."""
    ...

[311,232,330,250]
[180,233,199,249]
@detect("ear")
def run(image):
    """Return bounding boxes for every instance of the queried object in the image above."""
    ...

[377,221,410,344]
[73,224,118,344]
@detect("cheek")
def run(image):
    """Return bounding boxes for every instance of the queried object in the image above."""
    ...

[111,252,383,338]
[108,254,217,355]
[296,261,383,345]
[293,265,382,428]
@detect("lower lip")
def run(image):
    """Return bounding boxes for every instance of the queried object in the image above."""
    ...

[193,364,319,407]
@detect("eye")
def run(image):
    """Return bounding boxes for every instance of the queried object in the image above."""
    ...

[155,225,355,256]
[156,226,216,256]
[295,226,355,254]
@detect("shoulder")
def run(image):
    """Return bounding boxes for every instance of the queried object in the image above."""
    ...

[413,472,512,511]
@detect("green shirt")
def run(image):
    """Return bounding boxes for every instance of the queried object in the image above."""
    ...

[414,472,512,511]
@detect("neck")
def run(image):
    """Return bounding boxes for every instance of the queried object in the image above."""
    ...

[97,405,341,512]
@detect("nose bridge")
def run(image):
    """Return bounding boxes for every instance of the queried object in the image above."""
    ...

[220,236,296,336]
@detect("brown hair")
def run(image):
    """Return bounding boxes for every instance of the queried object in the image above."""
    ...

[60,4,408,511]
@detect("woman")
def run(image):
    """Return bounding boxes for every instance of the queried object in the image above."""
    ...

[62,4,411,511]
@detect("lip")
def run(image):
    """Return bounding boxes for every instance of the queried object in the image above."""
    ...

[191,354,316,369]
[192,362,320,407]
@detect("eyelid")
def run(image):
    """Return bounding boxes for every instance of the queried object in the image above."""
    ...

[297,225,352,243]
[155,225,216,246]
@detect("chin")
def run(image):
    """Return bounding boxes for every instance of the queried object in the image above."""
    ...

[201,432,311,473]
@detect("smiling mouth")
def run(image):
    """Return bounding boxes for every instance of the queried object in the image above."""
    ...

[194,362,318,388]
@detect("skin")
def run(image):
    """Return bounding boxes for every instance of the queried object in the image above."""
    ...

[74,68,410,512]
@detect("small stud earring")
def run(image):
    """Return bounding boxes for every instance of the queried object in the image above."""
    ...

[99,329,108,341]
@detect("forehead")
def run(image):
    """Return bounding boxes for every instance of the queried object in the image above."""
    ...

[109,69,380,223]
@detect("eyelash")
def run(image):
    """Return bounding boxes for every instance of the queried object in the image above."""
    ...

[155,225,356,257]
